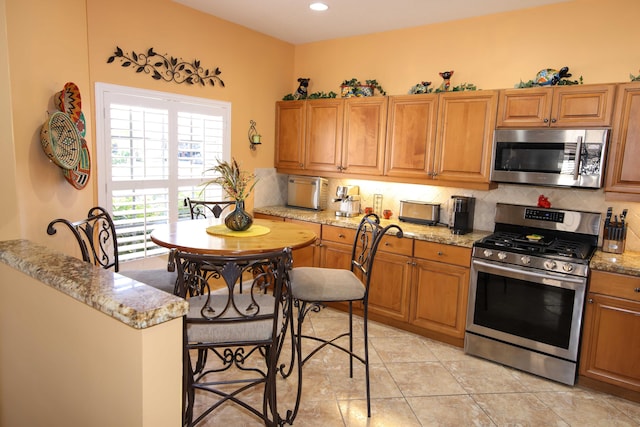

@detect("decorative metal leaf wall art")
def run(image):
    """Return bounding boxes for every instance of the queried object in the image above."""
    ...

[107,47,225,88]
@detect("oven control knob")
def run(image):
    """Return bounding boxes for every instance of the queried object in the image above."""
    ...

[520,255,531,265]
[562,263,574,272]
[483,249,493,258]
[498,252,508,260]
[544,260,557,270]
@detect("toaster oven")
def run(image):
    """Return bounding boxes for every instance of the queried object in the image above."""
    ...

[287,176,328,210]
[399,200,440,225]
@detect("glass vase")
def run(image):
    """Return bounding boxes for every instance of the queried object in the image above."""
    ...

[224,200,253,231]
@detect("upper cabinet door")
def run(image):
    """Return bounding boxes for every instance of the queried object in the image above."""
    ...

[275,101,306,170]
[434,90,498,184]
[605,82,640,200]
[341,96,388,176]
[384,94,438,179]
[496,87,552,127]
[497,84,616,128]
[551,84,616,127]
[304,99,344,173]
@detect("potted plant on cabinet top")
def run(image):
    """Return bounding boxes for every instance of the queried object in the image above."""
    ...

[340,78,386,97]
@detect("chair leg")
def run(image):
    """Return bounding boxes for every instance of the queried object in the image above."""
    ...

[363,304,371,418]
[183,346,195,426]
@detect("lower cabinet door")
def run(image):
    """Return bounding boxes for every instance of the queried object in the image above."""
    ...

[579,293,640,392]
[409,258,470,339]
[367,251,412,322]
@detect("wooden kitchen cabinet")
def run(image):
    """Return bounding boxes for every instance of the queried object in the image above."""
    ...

[579,270,640,394]
[340,96,388,175]
[409,240,471,342]
[433,90,498,185]
[366,234,413,322]
[304,99,344,172]
[385,94,439,180]
[275,100,306,171]
[605,82,640,201]
[384,91,497,188]
[496,84,616,128]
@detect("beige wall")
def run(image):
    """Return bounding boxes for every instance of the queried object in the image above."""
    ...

[0,265,183,427]
[293,0,640,94]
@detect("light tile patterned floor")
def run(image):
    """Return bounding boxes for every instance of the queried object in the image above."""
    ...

[189,307,640,426]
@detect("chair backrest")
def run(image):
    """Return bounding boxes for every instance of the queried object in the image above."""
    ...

[46,206,121,272]
[351,213,403,293]
[174,247,292,329]
[184,198,236,219]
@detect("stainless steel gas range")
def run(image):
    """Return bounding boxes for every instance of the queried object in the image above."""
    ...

[464,203,601,385]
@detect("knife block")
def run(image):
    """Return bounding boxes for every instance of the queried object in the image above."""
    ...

[602,223,627,254]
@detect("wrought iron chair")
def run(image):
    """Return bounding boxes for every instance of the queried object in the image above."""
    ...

[287,214,403,418]
[184,197,235,219]
[174,247,293,427]
[46,206,177,294]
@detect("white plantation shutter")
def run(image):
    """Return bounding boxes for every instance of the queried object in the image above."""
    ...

[96,83,230,261]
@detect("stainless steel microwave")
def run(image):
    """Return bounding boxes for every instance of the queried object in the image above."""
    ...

[491,128,610,189]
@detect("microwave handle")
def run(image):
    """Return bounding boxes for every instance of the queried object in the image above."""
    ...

[573,136,583,181]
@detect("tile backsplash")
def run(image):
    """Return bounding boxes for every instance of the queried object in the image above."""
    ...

[253,169,639,252]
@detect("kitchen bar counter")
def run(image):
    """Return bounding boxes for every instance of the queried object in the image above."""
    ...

[254,206,491,248]
[0,239,188,328]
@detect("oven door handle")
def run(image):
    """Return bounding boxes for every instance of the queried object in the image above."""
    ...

[573,135,584,181]
[472,259,586,288]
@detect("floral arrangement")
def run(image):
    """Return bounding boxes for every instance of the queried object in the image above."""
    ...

[202,158,257,201]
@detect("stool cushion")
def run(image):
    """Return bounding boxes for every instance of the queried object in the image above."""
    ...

[120,269,177,294]
[289,267,365,302]
[186,293,282,344]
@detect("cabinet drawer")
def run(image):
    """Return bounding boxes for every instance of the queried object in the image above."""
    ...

[590,270,640,302]
[379,234,413,256]
[321,225,356,245]
[414,240,471,267]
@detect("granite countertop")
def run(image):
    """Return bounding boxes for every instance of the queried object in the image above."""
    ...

[0,239,188,329]
[255,206,491,248]
[255,206,640,276]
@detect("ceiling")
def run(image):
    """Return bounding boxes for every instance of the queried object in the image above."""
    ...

[173,0,570,45]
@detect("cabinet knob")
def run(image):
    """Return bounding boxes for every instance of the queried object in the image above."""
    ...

[634,288,640,293]
[432,172,438,178]
[384,242,390,246]
[437,251,443,256]
[338,234,345,238]
[588,298,594,303]
[299,163,304,168]
[544,118,549,123]
[551,118,557,123]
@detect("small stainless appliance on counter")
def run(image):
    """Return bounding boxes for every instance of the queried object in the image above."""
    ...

[287,175,328,210]
[398,200,440,225]
[334,185,360,217]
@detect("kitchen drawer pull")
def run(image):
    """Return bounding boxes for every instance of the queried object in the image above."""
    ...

[338,233,345,238]
[384,242,390,246]
[634,288,640,293]
[437,251,443,256]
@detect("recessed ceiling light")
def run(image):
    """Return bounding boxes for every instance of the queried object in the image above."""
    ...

[309,2,329,12]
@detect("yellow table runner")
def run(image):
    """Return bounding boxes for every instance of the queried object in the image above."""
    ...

[206,224,271,237]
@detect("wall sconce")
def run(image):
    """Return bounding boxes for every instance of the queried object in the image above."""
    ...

[248,120,261,151]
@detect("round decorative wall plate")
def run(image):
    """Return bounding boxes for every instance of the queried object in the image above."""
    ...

[55,82,82,123]
[40,111,82,170]
[63,138,91,189]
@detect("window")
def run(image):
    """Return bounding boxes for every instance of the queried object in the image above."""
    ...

[95,83,231,261]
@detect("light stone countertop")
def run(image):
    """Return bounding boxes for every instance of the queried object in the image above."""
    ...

[254,206,491,248]
[255,206,640,276]
[0,239,188,329]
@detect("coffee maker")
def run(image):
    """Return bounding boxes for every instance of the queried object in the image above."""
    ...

[449,195,475,235]
[334,185,361,217]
